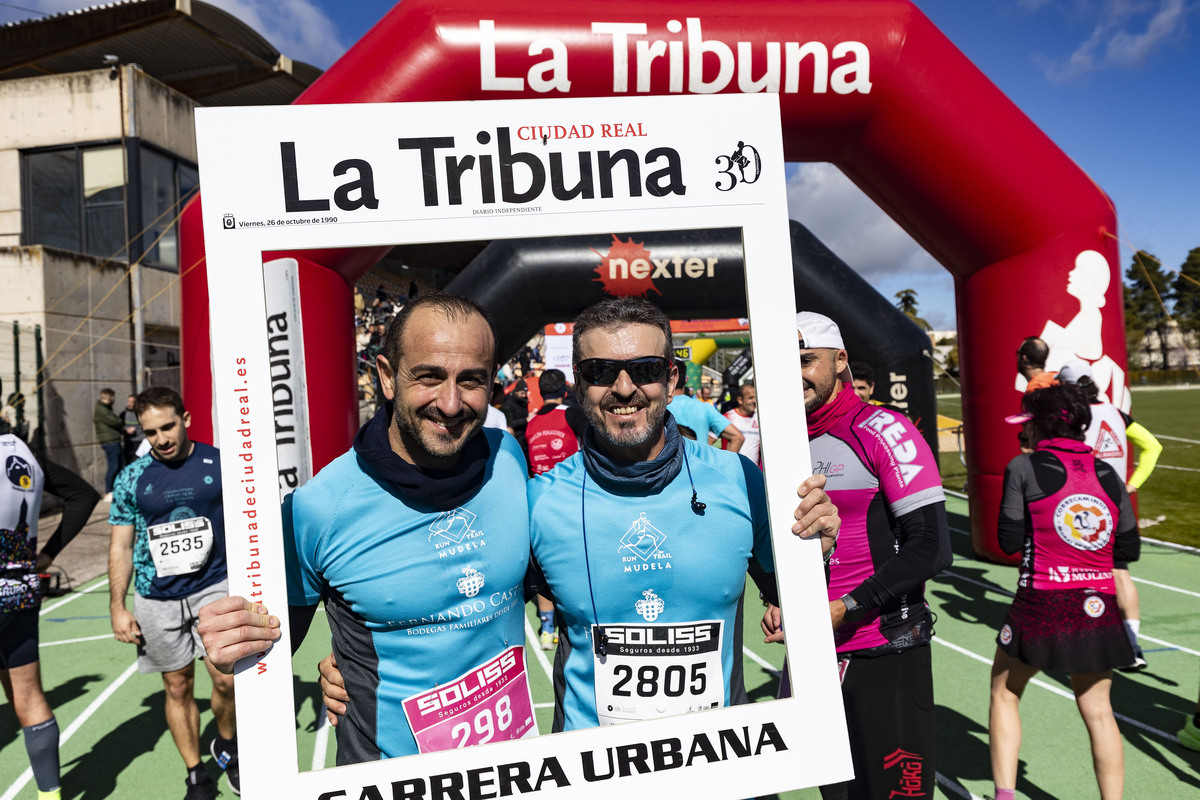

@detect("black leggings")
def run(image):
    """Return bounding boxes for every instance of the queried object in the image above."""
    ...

[820,645,936,800]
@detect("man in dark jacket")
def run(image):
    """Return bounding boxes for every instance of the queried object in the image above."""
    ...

[92,388,123,501]
[501,379,530,458]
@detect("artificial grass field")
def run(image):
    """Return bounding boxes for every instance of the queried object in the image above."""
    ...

[4,491,1198,799]
[3,388,1197,798]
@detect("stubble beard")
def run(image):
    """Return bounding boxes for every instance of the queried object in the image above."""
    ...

[394,404,482,461]
[587,392,668,452]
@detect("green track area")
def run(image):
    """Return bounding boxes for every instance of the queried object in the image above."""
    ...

[4,494,1199,798]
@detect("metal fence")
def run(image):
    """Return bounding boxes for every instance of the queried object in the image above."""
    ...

[0,321,46,451]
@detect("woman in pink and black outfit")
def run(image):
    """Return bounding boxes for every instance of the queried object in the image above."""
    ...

[989,382,1137,800]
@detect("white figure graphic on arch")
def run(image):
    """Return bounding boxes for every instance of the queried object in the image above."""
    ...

[1021,250,1129,410]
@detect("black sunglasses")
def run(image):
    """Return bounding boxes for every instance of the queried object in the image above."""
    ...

[575,357,670,386]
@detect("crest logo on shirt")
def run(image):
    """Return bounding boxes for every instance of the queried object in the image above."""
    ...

[618,513,668,561]
[1083,595,1106,618]
[456,566,485,598]
[4,455,32,490]
[635,589,665,622]
[169,506,196,522]
[1052,493,1112,552]
[429,507,480,544]
[550,437,564,451]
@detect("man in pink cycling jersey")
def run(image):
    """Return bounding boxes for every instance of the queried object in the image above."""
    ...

[765,312,951,800]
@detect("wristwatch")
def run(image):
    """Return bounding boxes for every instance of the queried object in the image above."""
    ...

[840,593,866,623]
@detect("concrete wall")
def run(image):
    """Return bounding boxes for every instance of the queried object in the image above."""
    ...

[0,245,180,488]
[0,67,199,248]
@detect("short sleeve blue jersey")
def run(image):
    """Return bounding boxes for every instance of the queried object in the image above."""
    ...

[108,442,227,599]
[667,394,730,439]
[528,438,772,730]
[284,428,531,762]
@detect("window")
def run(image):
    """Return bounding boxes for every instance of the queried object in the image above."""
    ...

[139,149,199,270]
[23,143,198,270]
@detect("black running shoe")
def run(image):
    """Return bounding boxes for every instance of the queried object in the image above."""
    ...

[183,774,217,800]
[1118,645,1149,672]
[210,738,241,796]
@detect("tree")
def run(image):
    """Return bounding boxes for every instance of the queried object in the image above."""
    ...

[1124,251,1174,369]
[894,288,932,331]
[1172,247,1200,346]
[1123,284,1148,368]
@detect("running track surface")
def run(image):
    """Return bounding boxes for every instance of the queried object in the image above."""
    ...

[3,495,1198,798]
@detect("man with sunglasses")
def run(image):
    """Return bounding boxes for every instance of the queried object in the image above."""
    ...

[209,295,840,755]
[526,297,837,731]
[762,312,951,800]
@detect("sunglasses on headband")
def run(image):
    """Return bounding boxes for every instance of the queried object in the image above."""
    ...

[574,357,671,386]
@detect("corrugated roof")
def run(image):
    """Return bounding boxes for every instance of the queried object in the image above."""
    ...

[0,0,319,105]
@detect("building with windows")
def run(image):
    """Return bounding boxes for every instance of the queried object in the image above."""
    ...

[0,0,317,482]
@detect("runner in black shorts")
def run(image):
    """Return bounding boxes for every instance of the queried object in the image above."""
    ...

[1,431,100,800]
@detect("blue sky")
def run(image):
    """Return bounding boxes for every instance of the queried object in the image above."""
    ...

[4,0,1194,330]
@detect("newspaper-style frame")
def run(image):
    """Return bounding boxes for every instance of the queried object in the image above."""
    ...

[196,94,850,799]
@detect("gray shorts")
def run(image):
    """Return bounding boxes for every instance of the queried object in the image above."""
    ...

[133,579,228,674]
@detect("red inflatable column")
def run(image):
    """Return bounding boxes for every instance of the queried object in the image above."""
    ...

[961,233,1126,564]
[180,196,215,444]
[293,257,359,470]
[180,197,359,468]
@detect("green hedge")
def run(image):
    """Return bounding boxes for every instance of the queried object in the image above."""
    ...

[1128,368,1200,386]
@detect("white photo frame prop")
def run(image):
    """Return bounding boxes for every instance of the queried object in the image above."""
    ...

[196,94,850,799]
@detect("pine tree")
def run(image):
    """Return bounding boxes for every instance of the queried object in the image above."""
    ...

[1172,248,1200,348]
[1125,251,1174,369]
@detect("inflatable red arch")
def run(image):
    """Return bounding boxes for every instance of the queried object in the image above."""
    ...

[179,0,1127,563]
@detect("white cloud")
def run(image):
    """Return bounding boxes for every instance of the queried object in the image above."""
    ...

[785,163,941,282]
[206,0,349,69]
[1040,0,1189,81]
[785,163,956,329]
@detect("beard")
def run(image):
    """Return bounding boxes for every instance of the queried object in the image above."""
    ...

[586,390,668,452]
[804,373,837,415]
[394,402,482,461]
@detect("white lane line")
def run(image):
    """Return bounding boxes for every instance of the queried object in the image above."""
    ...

[524,616,554,682]
[934,637,1177,742]
[1155,464,1200,473]
[41,633,114,647]
[311,707,330,771]
[534,702,555,709]
[40,578,110,616]
[1155,434,1200,444]
[1141,535,1200,555]
[0,661,139,800]
[742,646,781,677]
[936,772,985,800]
[937,572,1200,658]
[1132,576,1200,599]
[951,524,1200,598]
[1139,633,1200,659]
